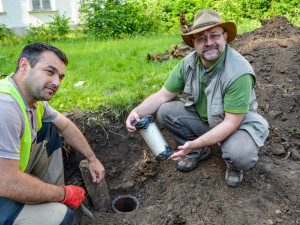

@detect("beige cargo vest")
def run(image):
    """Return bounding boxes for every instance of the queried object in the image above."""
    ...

[182,45,269,147]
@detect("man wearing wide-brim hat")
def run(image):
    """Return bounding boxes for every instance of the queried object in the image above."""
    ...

[126,9,269,187]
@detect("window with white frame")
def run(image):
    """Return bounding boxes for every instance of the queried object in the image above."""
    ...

[0,0,3,12]
[32,0,51,10]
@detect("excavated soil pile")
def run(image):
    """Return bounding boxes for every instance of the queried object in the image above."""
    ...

[64,16,300,225]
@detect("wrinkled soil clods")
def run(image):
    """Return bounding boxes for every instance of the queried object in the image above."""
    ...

[64,16,300,225]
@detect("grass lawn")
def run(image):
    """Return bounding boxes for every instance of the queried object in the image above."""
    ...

[1,34,182,117]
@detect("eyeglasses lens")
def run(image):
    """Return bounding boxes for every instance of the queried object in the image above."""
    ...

[196,32,225,44]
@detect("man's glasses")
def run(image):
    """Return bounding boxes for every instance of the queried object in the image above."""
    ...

[194,31,226,44]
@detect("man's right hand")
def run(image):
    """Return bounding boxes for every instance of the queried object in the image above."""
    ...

[126,111,140,132]
[60,185,86,208]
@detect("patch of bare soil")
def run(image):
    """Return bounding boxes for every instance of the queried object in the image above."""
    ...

[64,16,300,225]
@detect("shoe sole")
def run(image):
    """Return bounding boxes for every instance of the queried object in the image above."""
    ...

[225,169,243,187]
[226,181,241,187]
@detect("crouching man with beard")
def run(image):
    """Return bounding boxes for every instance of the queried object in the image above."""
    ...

[126,9,269,187]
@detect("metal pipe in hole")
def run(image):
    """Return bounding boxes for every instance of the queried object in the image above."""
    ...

[112,195,140,213]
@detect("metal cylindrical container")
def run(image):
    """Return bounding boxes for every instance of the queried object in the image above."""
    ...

[112,195,140,213]
[135,115,173,160]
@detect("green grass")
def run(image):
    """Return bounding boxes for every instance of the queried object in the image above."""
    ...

[237,19,262,34]
[0,34,182,117]
[0,20,262,118]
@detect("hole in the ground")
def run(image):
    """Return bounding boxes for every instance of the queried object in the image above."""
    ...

[112,195,140,213]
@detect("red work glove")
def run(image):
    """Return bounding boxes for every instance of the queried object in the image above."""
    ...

[60,185,86,208]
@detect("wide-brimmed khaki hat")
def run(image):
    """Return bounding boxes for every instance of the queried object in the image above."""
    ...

[181,9,237,47]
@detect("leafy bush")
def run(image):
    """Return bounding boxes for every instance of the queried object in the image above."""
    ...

[162,0,214,25]
[80,0,164,38]
[152,0,299,31]
[266,0,300,24]
[25,13,70,43]
[48,14,71,36]
[0,24,16,44]
[26,23,53,43]
[241,0,272,20]
[77,0,300,39]
[212,0,299,25]
[213,0,245,23]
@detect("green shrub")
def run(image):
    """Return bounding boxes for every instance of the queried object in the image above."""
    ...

[0,24,16,44]
[212,0,299,25]
[25,13,71,43]
[213,0,245,23]
[241,0,272,20]
[79,0,299,39]
[26,23,53,43]
[163,0,214,24]
[80,0,165,38]
[266,0,300,25]
[48,14,70,36]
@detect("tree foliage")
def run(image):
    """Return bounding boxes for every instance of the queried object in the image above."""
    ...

[1,0,298,45]
[80,0,299,38]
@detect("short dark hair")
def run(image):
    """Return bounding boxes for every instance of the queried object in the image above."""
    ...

[15,43,68,72]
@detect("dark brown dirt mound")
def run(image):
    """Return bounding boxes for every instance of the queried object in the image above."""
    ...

[233,15,300,159]
[65,16,300,225]
[244,15,299,38]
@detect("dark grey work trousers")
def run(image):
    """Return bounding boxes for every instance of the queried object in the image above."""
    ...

[156,101,259,171]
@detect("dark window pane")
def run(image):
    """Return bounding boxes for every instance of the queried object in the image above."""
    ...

[32,0,41,10]
[42,0,51,9]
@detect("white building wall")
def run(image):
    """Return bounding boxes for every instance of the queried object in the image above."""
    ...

[0,0,81,35]
[55,0,80,25]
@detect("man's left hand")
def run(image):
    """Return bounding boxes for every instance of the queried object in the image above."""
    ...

[167,141,195,161]
[88,158,105,183]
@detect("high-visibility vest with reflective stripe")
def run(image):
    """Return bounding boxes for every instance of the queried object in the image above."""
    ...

[0,77,44,172]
